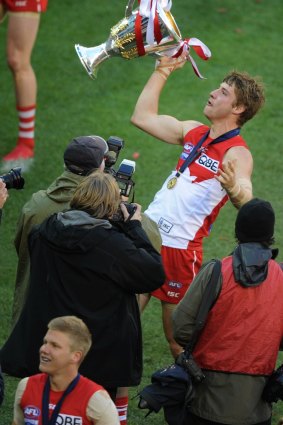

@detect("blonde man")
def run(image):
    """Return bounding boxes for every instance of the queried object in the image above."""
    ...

[12,315,119,425]
[131,55,265,358]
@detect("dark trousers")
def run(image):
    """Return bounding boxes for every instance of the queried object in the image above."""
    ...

[105,387,117,402]
[184,412,272,425]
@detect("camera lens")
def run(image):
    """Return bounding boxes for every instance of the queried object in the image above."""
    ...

[0,168,25,190]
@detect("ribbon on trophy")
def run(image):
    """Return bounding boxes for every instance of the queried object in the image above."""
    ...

[139,0,172,45]
[172,38,211,79]
[75,0,212,79]
[136,0,211,79]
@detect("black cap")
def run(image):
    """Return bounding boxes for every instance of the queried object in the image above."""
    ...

[64,135,108,175]
[235,198,275,243]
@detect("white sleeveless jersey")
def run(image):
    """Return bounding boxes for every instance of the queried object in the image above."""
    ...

[145,167,226,249]
[145,125,248,249]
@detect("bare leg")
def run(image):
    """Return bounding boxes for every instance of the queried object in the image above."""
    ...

[7,12,40,106]
[161,300,183,359]
[138,293,151,313]
[2,12,40,169]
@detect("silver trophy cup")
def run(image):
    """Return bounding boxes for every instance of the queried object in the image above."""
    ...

[75,0,182,79]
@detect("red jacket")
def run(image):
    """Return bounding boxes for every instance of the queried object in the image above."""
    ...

[193,257,283,375]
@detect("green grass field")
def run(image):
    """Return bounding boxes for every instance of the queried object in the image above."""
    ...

[0,0,283,423]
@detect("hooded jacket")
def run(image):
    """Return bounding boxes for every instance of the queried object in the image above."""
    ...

[1,210,165,388]
[12,170,162,326]
[12,170,83,325]
[173,243,283,425]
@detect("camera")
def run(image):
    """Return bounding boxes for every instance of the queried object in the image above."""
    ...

[105,136,136,198]
[115,159,135,197]
[111,201,137,222]
[0,167,25,190]
[105,136,124,170]
[176,351,205,383]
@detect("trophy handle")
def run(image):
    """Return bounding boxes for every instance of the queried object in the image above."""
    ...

[125,0,135,17]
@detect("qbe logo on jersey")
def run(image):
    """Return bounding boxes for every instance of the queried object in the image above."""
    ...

[196,153,219,173]
[23,409,82,425]
[52,414,82,425]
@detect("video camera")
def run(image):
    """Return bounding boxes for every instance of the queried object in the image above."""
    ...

[0,167,25,190]
[105,136,135,198]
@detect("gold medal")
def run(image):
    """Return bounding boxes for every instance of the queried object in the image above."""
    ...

[167,176,178,189]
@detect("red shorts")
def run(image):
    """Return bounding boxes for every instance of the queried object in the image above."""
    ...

[0,0,48,13]
[151,245,203,304]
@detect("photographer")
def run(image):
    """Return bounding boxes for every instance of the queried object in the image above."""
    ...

[0,171,165,405]
[12,135,161,329]
[11,135,108,326]
[172,199,283,425]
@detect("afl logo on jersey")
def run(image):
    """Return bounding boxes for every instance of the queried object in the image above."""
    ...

[184,143,194,153]
[180,142,194,160]
[24,405,41,419]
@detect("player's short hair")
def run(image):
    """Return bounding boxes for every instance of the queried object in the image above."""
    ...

[48,316,92,361]
[223,71,265,127]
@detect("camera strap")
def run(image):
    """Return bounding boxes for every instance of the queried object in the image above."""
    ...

[184,259,222,356]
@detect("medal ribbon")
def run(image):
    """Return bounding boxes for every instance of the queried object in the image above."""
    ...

[42,374,80,425]
[175,128,241,179]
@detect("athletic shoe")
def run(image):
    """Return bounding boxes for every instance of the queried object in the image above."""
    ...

[1,145,34,172]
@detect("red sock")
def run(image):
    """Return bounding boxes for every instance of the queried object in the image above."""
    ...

[115,396,128,425]
[17,104,36,149]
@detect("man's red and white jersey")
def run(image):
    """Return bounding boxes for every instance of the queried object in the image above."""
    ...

[145,125,248,249]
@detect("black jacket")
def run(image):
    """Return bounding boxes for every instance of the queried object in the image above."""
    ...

[0,210,165,387]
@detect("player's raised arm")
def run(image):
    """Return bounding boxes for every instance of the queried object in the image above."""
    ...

[131,56,202,145]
